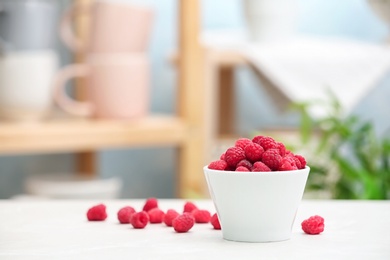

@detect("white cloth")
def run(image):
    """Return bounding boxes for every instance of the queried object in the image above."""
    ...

[202,32,390,118]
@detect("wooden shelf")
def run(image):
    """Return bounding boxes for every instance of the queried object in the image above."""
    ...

[0,115,189,155]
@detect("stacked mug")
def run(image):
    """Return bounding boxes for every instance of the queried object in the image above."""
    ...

[0,0,59,121]
[54,0,154,119]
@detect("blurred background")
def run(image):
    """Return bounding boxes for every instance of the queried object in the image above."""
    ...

[0,0,389,200]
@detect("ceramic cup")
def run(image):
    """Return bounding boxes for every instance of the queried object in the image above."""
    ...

[53,53,150,119]
[0,0,59,53]
[0,50,59,121]
[60,0,154,54]
[203,166,310,242]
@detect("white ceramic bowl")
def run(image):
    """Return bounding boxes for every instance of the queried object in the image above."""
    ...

[203,166,310,242]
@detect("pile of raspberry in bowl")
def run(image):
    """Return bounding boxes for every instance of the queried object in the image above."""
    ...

[208,135,306,172]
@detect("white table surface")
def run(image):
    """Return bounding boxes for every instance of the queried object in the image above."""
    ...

[0,199,389,260]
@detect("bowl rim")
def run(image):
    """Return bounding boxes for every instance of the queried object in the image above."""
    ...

[203,165,310,176]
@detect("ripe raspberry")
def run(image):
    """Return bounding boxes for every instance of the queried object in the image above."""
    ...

[236,159,252,170]
[148,208,165,223]
[301,215,324,235]
[261,148,282,170]
[295,155,307,169]
[210,213,221,230]
[117,206,136,224]
[252,135,265,145]
[183,201,198,213]
[244,142,264,162]
[220,153,225,160]
[252,161,271,172]
[163,209,180,227]
[235,166,249,172]
[142,197,158,212]
[278,156,298,171]
[87,204,107,221]
[235,138,252,150]
[191,209,211,223]
[208,160,227,170]
[172,213,195,233]
[292,155,302,169]
[258,136,277,150]
[276,142,287,156]
[130,211,149,229]
[225,147,246,168]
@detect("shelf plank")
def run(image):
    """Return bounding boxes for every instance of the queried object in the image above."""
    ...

[0,116,188,154]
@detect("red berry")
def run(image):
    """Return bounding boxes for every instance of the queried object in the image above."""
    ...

[142,198,158,212]
[301,215,324,235]
[192,209,211,223]
[183,201,198,213]
[236,166,250,172]
[172,213,195,233]
[163,209,180,227]
[295,155,307,169]
[261,149,282,170]
[208,160,227,170]
[235,138,252,150]
[220,153,226,160]
[276,142,287,156]
[258,136,277,150]
[210,213,221,230]
[252,135,265,145]
[225,147,246,168]
[130,211,149,229]
[244,142,264,162]
[236,159,252,170]
[252,161,271,172]
[278,156,298,171]
[87,204,107,221]
[117,206,136,224]
[148,208,165,223]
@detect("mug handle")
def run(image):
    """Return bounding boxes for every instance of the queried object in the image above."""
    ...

[60,2,90,52]
[53,64,94,117]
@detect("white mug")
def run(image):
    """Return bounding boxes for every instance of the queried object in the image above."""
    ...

[0,50,59,121]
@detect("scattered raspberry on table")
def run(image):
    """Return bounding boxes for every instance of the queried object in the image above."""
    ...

[131,211,150,229]
[163,209,180,227]
[142,197,158,212]
[173,213,195,233]
[301,215,325,235]
[210,213,221,230]
[148,208,165,224]
[117,206,136,224]
[192,209,211,223]
[87,204,107,221]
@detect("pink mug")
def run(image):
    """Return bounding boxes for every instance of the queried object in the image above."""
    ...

[61,0,155,53]
[53,53,150,119]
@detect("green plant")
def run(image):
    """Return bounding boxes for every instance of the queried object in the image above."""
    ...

[292,93,390,199]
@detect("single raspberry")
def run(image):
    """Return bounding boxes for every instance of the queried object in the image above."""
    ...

[210,213,221,230]
[295,155,307,169]
[258,136,277,150]
[225,147,246,168]
[220,153,225,160]
[261,148,282,170]
[147,208,165,223]
[278,156,298,171]
[234,138,252,150]
[183,201,198,213]
[130,211,149,229]
[142,197,158,212]
[192,209,211,223]
[301,215,324,235]
[208,160,227,170]
[252,135,265,145]
[292,155,302,169]
[117,206,136,224]
[276,142,287,156]
[236,166,250,172]
[236,159,252,170]
[252,161,271,172]
[87,204,107,221]
[244,142,264,162]
[163,209,180,227]
[172,213,195,233]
